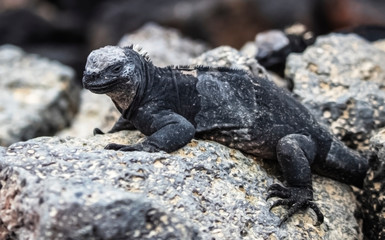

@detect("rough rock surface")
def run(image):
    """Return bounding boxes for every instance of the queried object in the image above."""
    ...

[358,129,385,240]
[286,34,385,149]
[0,161,197,240]
[0,45,80,146]
[0,131,361,239]
[192,46,291,89]
[118,22,208,67]
[191,46,268,79]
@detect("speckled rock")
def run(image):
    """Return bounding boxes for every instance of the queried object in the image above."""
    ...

[286,34,385,149]
[191,46,291,89]
[0,45,80,146]
[118,22,208,67]
[191,46,268,79]
[0,165,196,240]
[0,132,361,239]
[358,129,385,240]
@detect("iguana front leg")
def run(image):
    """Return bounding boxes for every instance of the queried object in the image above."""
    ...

[267,134,324,226]
[105,111,196,153]
[94,116,136,135]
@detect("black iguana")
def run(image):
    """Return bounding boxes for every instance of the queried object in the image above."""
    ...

[82,45,368,225]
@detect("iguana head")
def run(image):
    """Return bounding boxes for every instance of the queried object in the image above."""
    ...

[83,45,151,110]
[82,45,144,94]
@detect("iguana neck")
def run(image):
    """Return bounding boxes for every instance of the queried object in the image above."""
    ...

[116,60,156,119]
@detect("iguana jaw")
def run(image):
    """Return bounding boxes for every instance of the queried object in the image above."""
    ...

[82,74,119,94]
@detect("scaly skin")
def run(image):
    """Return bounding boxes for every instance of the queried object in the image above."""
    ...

[82,45,368,225]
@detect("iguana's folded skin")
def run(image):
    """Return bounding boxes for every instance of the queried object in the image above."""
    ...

[83,45,368,226]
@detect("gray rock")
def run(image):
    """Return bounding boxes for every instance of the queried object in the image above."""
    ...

[0,45,80,146]
[240,41,258,59]
[193,46,291,89]
[0,132,361,239]
[371,130,385,161]
[191,46,268,79]
[118,22,208,67]
[0,165,197,240]
[58,90,119,138]
[358,129,385,240]
[286,34,385,149]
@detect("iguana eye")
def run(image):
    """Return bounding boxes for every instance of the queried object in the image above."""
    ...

[112,64,123,73]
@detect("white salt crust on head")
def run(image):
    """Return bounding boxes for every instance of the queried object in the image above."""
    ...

[85,46,127,74]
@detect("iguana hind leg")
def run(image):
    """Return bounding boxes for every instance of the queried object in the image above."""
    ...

[267,134,324,226]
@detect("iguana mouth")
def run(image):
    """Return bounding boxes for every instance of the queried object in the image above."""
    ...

[83,79,118,94]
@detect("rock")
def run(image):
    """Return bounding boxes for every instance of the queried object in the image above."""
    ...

[118,22,208,67]
[0,45,80,147]
[240,24,314,87]
[286,34,385,149]
[191,46,292,89]
[0,131,361,239]
[253,24,315,77]
[374,39,385,52]
[0,160,197,240]
[88,0,269,49]
[58,90,118,138]
[240,41,258,59]
[191,46,268,78]
[358,129,385,240]
[0,9,90,81]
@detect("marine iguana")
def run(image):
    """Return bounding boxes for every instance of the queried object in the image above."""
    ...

[82,45,368,226]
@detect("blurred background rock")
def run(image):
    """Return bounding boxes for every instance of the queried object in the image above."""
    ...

[1,0,385,80]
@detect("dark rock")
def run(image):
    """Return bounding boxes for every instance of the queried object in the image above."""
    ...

[0,45,80,146]
[0,9,88,79]
[88,0,267,49]
[252,24,315,77]
[358,130,385,240]
[337,25,385,42]
[0,131,362,239]
[286,33,385,149]
[320,0,385,32]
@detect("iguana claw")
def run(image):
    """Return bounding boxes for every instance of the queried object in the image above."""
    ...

[267,183,324,226]
[105,142,161,152]
[93,128,105,135]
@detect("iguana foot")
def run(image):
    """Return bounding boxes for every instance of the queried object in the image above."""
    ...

[267,183,324,226]
[93,128,105,135]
